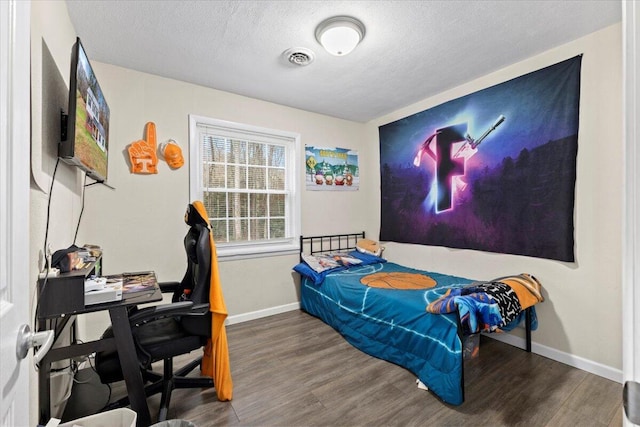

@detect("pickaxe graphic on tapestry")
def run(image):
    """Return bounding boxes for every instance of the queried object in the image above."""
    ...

[378,55,581,262]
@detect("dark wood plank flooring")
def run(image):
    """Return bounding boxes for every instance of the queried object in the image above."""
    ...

[115,310,623,426]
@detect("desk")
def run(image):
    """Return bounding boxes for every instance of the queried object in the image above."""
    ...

[38,270,162,427]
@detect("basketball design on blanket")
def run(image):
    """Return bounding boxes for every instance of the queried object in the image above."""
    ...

[360,272,436,289]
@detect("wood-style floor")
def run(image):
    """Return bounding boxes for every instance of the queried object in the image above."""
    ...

[130,310,622,426]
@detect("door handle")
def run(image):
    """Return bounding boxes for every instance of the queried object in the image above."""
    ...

[15,324,54,364]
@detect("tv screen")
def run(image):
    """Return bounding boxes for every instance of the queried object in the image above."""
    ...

[60,37,110,182]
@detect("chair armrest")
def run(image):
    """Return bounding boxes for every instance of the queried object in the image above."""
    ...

[180,303,210,316]
[129,301,193,325]
[158,281,181,293]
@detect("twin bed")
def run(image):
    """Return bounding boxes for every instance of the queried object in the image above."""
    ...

[293,232,543,405]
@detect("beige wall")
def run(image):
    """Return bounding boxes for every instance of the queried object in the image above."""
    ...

[30,1,86,425]
[30,0,83,265]
[365,23,623,373]
[77,63,370,319]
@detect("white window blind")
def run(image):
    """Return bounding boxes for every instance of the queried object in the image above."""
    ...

[189,115,300,259]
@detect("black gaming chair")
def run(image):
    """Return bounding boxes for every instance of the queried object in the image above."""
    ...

[95,203,216,421]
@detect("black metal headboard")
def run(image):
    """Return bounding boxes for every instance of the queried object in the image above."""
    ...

[299,232,366,262]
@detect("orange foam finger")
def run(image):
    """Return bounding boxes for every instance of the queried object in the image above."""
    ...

[128,138,158,174]
[145,122,157,148]
[127,140,142,156]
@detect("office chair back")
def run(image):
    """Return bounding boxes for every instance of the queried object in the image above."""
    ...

[175,216,212,336]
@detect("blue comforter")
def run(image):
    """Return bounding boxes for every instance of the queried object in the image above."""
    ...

[300,262,476,405]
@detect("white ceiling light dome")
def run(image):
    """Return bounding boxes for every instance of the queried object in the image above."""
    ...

[315,16,365,56]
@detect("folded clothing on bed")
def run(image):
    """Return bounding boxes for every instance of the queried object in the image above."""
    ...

[426,274,543,333]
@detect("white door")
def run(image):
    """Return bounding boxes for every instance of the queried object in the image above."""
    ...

[0,1,32,426]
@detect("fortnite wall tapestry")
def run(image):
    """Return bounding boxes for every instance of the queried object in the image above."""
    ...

[378,56,581,262]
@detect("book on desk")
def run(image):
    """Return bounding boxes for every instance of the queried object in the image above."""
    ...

[84,271,158,305]
[121,271,157,294]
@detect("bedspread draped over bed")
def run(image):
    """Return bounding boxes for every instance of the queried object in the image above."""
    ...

[298,261,540,405]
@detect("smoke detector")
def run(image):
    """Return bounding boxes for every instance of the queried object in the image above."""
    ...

[283,47,315,66]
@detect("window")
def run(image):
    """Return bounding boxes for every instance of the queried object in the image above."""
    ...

[189,115,300,259]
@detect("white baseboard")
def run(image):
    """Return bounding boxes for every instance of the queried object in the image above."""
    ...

[226,302,300,325]
[485,332,623,384]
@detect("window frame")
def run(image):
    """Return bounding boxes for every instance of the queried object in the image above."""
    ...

[189,114,301,260]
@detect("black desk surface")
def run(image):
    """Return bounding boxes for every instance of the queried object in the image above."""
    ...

[74,284,163,315]
[39,271,163,319]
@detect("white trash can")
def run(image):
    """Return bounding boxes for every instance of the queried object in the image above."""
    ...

[149,420,197,427]
[58,408,137,427]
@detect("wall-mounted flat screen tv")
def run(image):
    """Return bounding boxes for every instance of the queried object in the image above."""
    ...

[60,37,110,183]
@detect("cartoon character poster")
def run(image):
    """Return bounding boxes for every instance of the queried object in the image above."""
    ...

[379,56,581,262]
[305,146,359,191]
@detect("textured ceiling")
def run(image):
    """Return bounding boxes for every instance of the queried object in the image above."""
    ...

[65,0,621,123]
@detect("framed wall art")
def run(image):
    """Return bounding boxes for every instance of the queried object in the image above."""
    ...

[305,146,359,191]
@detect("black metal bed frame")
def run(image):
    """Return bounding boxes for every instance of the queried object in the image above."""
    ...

[299,231,366,262]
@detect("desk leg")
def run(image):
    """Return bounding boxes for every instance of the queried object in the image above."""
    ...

[38,354,52,425]
[109,306,152,427]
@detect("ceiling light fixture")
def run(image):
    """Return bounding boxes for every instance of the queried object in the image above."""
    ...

[315,16,365,56]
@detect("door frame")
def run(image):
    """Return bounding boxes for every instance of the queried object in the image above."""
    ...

[623,0,639,424]
[0,0,32,426]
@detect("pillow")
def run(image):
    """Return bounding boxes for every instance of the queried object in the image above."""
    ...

[293,250,386,285]
[293,261,341,285]
[347,250,386,265]
[300,253,344,273]
[356,239,384,257]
